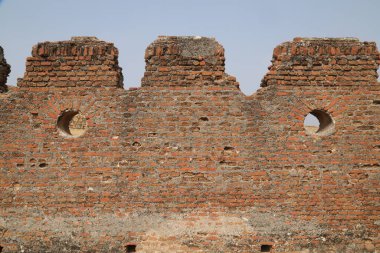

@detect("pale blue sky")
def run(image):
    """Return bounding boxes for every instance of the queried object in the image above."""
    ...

[0,0,379,95]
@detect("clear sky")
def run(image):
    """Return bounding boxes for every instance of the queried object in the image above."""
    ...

[0,0,379,95]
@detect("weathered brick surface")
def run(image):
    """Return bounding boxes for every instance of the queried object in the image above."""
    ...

[17,36,123,88]
[0,36,379,253]
[0,46,11,92]
[262,37,380,87]
[142,36,239,88]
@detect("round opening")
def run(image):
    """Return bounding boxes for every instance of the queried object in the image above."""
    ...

[57,110,87,137]
[304,109,335,136]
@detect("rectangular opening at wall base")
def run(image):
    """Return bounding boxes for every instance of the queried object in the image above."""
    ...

[125,244,136,253]
[261,244,272,252]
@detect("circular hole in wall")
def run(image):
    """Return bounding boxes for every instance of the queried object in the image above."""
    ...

[57,110,87,137]
[304,110,335,136]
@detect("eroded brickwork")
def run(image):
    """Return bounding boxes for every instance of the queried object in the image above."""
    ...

[262,37,380,86]
[17,36,123,88]
[0,46,11,92]
[0,36,379,253]
[142,36,239,87]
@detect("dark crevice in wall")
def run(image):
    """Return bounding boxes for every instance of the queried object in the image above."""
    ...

[125,244,136,253]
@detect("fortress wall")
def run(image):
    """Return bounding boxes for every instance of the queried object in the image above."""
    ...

[0,36,379,253]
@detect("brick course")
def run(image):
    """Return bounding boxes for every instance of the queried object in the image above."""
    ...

[0,36,379,253]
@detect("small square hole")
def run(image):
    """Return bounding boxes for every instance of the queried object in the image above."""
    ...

[126,244,136,253]
[261,244,272,252]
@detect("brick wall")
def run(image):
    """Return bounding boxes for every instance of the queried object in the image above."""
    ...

[0,36,379,253]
